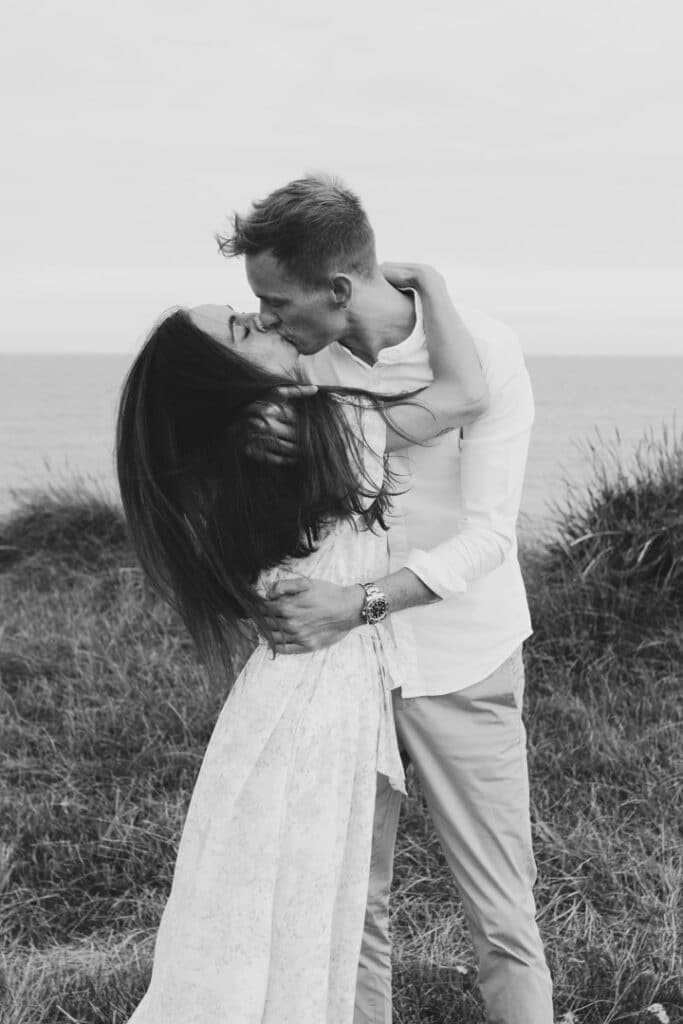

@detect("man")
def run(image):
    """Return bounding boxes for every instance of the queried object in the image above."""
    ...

[219,175,553,1024]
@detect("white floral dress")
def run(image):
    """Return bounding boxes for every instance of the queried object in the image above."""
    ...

[127,408,406,1024]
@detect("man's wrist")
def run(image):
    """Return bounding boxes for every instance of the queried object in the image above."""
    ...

[375,568,440,614]
[412,265,447,295]
[343,569,439,632]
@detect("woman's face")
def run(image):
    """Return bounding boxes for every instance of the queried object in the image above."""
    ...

[188,304,299,376]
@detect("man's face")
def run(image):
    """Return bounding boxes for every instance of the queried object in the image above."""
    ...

[245,250,345,356]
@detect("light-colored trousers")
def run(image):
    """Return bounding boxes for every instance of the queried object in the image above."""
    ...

[354,647,553,1024]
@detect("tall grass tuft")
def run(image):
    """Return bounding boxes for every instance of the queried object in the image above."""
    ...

[0,482,132,580]
[531,425,683,664]
[1,427,682,1023]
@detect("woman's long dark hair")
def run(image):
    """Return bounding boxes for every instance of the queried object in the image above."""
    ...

[116,309,416,686]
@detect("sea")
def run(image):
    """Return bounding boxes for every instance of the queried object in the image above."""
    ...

[1,354,682,541]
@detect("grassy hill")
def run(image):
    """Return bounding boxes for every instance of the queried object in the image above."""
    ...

[1,431,681,1024]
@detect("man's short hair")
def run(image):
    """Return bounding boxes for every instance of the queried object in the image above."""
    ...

[217,174,377,287]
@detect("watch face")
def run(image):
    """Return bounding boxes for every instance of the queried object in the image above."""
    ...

[366,595,389,624]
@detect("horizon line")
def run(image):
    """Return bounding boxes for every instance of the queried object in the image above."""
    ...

[2,350,682,359]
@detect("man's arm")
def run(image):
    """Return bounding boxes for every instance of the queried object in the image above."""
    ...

[262,569,436,655]
[265,338,534,654]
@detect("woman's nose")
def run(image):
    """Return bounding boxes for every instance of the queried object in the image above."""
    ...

[258,307,281,330]
[235,311,265,332]
[239,312,268,333]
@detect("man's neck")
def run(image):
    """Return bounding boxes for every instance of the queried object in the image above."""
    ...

[340,279,416,366]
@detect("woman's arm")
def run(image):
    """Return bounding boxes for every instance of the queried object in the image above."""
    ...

[379,263,489,452]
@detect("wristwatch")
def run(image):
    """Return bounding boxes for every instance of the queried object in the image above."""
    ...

[360,581,389,625]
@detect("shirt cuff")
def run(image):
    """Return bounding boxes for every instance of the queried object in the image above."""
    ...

[403,548,468,600]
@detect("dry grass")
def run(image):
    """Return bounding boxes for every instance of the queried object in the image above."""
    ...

[1,435,682,1023]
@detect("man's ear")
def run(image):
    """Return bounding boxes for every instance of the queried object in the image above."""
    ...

[330,274,352,309]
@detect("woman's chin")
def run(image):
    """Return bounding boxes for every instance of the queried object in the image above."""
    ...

[254,355,298,377]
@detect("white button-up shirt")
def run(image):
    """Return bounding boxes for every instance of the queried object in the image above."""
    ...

[300,293,534,696]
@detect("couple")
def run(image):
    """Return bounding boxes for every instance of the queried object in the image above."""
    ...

[117,175,553,1024]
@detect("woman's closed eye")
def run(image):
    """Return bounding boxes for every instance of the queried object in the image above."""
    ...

[229,315,252,345]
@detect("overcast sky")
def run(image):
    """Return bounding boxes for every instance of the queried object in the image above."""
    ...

[2,0,682,353]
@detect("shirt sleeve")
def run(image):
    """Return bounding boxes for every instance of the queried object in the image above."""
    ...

[403,352,535,599]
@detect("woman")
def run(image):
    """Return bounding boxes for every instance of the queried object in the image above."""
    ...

[117,264,487,1024]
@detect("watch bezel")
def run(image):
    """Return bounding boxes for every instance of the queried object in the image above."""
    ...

[361,586,389,625]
